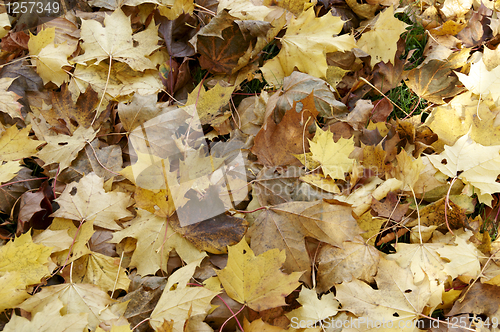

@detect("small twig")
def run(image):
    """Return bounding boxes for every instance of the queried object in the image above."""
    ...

[91,56,113,126]
[458,248,500,303]
[444,177,458,235]
[0,55,31,69]
[132,318,150,331]
[110,251,125,299]
[194,3,216,15]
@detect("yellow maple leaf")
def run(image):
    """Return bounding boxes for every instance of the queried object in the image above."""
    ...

[261,7,356,85]
[3,299,88,331]
[51,173,133,230]
[0,125,42,161]
[390,150,425,191]
[455,57,500,103]
[309,125,355,180]
[110,209,205,276]
[158,0,194,20]
[19,282,125,330]
[28,28,76,87]
[0,272,30,312]
[72,8,160,71]
[71,63,162,99]
[216,238,302,311]
[0,12,10,39]
[357,6,409,67]
[285,287,339,325]
[335,258,432,331]
[36,126,96,171]
[0,233,53,286]
[0,161,21,184]
[71,251,130,293]
[427,133,500,205]
[0,77,23,119]
[184,82,235,125]
[49,218,94,265]
[150,258,219,332]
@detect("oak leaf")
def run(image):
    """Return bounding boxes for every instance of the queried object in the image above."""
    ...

[51,173,133,230]
[216,238,302,311]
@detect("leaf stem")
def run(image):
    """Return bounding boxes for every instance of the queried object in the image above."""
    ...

[234,206,268,214]
[0,176,48,189]
[219,304,245,332]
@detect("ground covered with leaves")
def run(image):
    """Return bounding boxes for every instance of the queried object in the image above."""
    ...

[1,0,500,331]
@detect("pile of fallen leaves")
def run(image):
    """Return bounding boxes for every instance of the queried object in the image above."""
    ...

[1,0,500,330]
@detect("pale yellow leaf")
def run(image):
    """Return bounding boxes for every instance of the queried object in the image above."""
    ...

[285,287,339,324]
[28,28,76,86]
[51,173,133,230]
[456,57,500,103]
[150,258,219,332]
[427,133,500,205]
[50,218,94,265]
[19,283,123,330]
[72,8,160,71]
[37,126,96,171]
[110,209,205,276]
[0,161,22,184]
[357,6,409,67]
[72,251,130,292]
[3,299,88,332]
[335,258,431,332]
[0,77,23,119]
